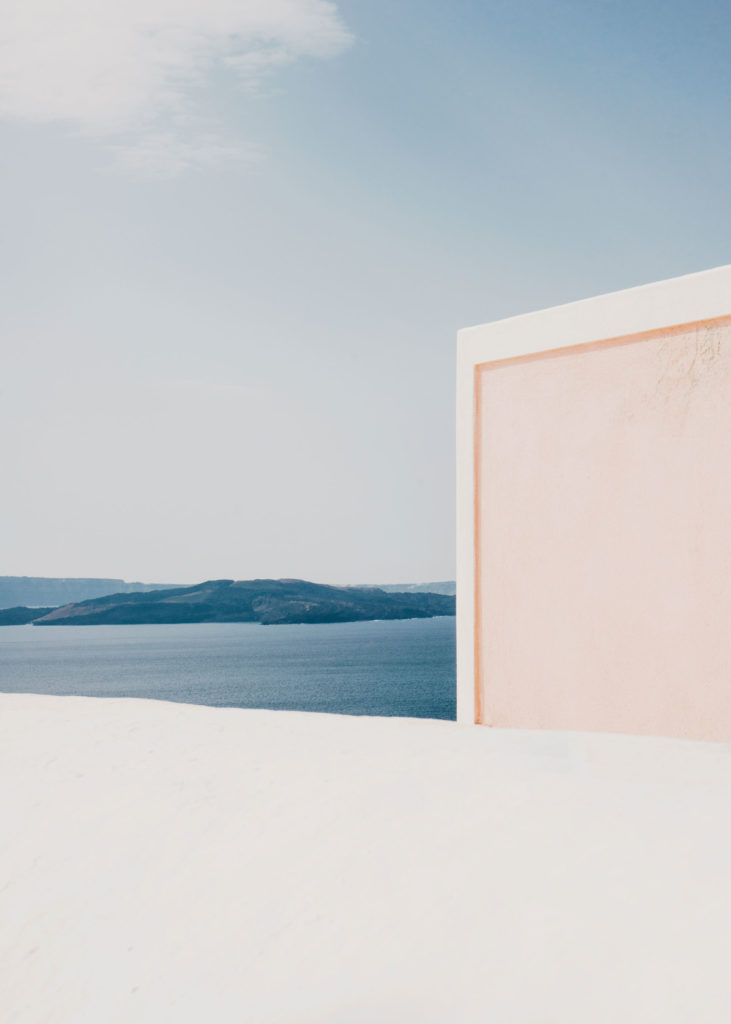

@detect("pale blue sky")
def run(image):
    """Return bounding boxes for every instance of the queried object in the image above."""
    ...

[1,0,729,584]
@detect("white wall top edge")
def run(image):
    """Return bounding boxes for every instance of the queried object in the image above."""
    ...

[458,263,731,366]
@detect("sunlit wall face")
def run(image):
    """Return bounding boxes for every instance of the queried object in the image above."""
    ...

[472,316,731,741]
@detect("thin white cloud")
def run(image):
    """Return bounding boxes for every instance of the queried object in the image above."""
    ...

[0,0,351,174]
[111,131,261,179]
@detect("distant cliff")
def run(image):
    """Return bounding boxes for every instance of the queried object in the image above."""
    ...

[29,579,455,627]
[377,581,456,596]
[0,577,186,610]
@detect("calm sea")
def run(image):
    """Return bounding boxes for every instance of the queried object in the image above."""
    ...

[0,616,456,720]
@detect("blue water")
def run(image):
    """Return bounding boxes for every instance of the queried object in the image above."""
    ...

[0,616,456,720]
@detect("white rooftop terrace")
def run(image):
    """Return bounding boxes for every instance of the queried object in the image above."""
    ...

[3,693,731,1022]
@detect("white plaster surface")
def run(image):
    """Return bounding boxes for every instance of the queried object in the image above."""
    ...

[3,694,731,1022]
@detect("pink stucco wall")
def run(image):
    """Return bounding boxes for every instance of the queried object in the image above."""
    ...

[475,317,731,740]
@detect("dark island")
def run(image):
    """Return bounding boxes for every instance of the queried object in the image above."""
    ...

[21,579,455,627]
